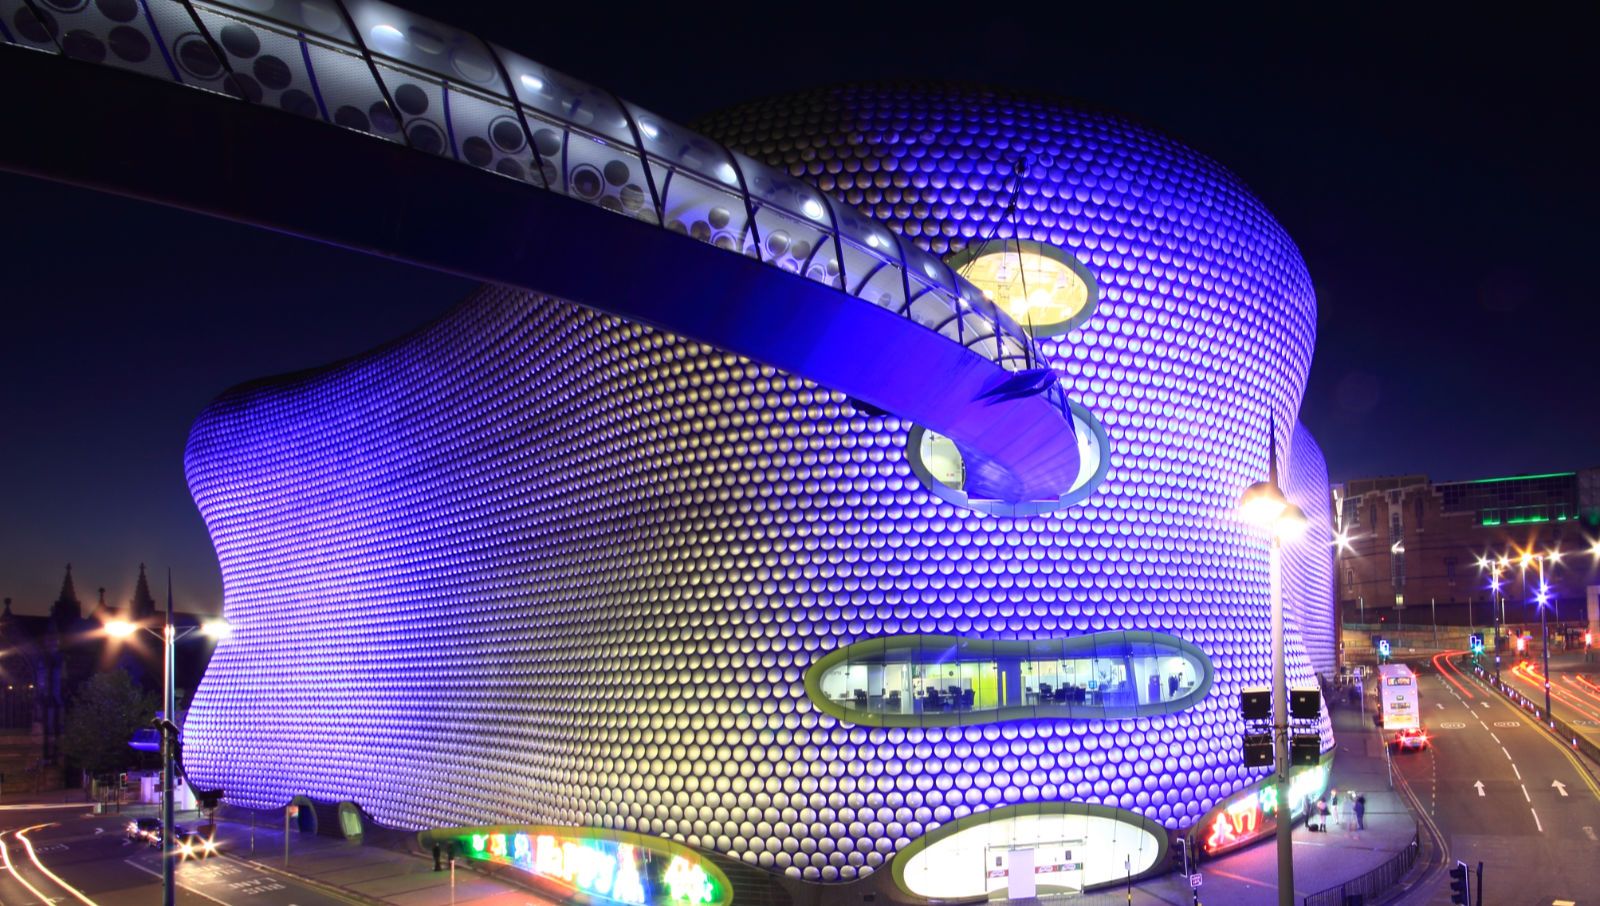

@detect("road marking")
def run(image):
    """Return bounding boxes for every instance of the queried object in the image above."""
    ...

[124,859,232,906]
[1491,733,1501,743]
[1583,826,1597,842]
[1503,746,1514,760]
[1513,763,1522,780]
[1480,721,1489,729]
[1522,784,1532,802]
[1470,710,1480,718]
[1532,808,1544,832]
[1553,780,1569,797]
[1495,721,1524,728]
[1438,722,1466,730]
[1474,780,1486,797]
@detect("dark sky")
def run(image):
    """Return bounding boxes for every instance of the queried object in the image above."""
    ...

[3,4,1597,614]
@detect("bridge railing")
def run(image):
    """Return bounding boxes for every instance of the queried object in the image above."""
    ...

[0,0,1064,418]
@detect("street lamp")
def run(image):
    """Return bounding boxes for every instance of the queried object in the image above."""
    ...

[102,573,229,906]
[1237,422,1305,906]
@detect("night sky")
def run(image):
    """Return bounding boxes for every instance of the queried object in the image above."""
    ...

[2,5,1596,614]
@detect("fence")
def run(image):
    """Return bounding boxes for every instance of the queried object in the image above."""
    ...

[1300,831,1418,906]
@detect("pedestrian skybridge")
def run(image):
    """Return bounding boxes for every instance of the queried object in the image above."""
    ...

[0,0,1082,502]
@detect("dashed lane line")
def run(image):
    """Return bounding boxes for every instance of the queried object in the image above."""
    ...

[1531,808,1544,832]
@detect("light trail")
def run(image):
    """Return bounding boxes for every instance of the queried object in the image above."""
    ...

[17,823,98,905]
[1510,663,1600,722]
[1432,650,1474,698]
[0,829,60,906]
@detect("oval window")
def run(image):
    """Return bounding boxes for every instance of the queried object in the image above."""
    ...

[893,802,1168,899]
[946,239,1098,337]
[804,631,1213,728]
[906,400,1110,516]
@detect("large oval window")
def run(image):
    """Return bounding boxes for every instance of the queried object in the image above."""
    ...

[804,631,1213,728]
[892,802,1167,899]
[906,400,1110,517]
[946,239,1098,337]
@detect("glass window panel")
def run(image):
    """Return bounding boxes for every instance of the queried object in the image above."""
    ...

[850,249,907,311]
[735,151,829,222]
[346,0,499,89]
[657,169,747,253]
[371,63,450,155]
[752,209,828,275]
[906,288,957,333]
[297,36,405,143]
[206,0,353,41]
[565,133,656,221]
[625,102,737,187]
[489,46,635,144]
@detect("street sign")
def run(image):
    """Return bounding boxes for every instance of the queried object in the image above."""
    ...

[1189,873,1203,889]
[286,805,299,817]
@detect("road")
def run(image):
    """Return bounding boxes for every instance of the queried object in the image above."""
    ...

[1387,652,1600,905]
[0,804,357,906]
[1501,650,1600,750]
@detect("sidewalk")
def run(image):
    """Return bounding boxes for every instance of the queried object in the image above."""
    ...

[1080,692,1419,905]
[206,817,558,906]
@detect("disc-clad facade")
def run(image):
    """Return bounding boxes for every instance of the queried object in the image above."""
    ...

[181,82,1334,896]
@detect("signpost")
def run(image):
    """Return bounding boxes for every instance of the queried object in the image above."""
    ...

[285,804,297,867]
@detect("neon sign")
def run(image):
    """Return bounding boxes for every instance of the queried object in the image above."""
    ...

[430,825,731,906]
[1202,763,1329,855]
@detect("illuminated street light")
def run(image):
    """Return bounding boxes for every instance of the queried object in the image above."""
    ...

[100,579,230,906]
[1239,480,1289,528]
[1235,418,1302,906]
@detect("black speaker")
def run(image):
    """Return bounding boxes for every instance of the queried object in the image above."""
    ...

[1290,688,1322,720]
[1291,734,1321,766]
[1244,733,1273,766]
[1241,689,1271,721]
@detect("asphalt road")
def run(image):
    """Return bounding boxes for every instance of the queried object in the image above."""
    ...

[0,804,357,906]
[1503,651,1600,750]
[1388,653,1600,905]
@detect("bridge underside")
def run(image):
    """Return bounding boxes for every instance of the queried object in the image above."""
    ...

[0,46,1080,503]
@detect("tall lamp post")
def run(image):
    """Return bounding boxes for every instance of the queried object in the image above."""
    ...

[1238,424,1308,906]
[103,575,230,906]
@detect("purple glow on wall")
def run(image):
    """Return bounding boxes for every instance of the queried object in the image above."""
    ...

[181,81,1330,888]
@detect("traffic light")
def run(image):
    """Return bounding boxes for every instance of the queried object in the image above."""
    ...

[1448,860,1470,905]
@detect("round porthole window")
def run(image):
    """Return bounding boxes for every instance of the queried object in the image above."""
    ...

[946,239,1097,337]
[906,401,1109,516]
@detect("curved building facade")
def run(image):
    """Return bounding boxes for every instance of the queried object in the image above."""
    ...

[170,70,1330,904]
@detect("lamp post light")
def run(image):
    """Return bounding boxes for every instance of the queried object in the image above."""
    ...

[103,575,230,906]
[1238,424,1307,906]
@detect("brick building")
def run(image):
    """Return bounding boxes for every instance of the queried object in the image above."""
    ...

[1333,470,1600,630]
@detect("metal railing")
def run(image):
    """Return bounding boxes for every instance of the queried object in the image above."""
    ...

[1301,830,1418,906]
[0,0,1067,420]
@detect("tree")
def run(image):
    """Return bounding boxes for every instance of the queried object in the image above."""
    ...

[60,668,157,777]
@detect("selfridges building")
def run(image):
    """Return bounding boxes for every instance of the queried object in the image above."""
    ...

[0,1,1334,901]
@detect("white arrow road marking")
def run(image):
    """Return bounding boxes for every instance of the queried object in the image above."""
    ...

[1583,826,1597,842]
[1437,703,1445,709]
[1475,781,1486,797]
[1553,780,1569,797]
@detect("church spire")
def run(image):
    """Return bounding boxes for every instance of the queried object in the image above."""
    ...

[130,563,156,619]
[51,564,81,624]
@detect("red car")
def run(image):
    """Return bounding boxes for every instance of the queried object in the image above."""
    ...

[1392,727,1429,751]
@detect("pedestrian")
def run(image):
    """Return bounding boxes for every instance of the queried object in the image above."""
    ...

[1354,793,1367,830]
[1314,796,1328,832]
[1328,789,1341,829]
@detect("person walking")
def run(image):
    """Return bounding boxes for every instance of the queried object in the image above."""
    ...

[1328,789,1341,830]
[1314,796,1328,832]
[1354,793,1367,830]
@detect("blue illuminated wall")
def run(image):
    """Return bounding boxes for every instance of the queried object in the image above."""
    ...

[184,84,1333,886]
